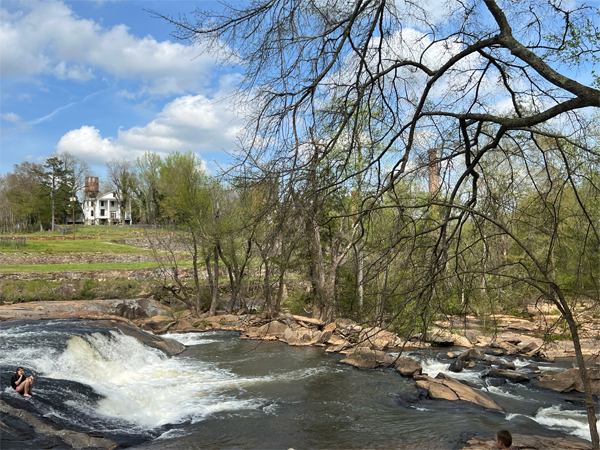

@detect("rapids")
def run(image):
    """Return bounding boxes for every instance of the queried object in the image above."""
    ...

[1,319,597,449]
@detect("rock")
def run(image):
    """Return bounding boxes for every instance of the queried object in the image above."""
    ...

[538,367,600,393]
[519,341,542,353]
[425,328,456,346]
[394,387,429,408]
[310,330,332,345]
[460,433,591,449]
[447,352,459,359]
[487,369,529,383]
[505,321,538,332]
[340,348,396,369]
[323,322,336,332]
[338,322,363,338]
[457,349,486,363]
[325,343,350,353]
[394,356,422,377]
[495,332,522,345]
[490,341,519,355]
[448,359,465,373]
[496,362,516,370]
[256,321,289,339]
[453,335,472,347]
[92,320,185,356]
[414,374,502,411]
[291,315,325,327]
[0,298,166,322]
[328,335,349,346]
[484,377,506,387]
[280,327,318,346]
[0,400,118,449]
[358,327,402,350]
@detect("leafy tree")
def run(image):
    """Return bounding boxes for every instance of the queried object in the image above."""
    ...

[134,152,164,225]
[106,158,136,225]
[35,157,73,231]
[158,0,600,444]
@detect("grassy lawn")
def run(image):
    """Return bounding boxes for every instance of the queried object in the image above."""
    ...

[0,261,193,273]
[2,225,171,238]
[0,239,154,254]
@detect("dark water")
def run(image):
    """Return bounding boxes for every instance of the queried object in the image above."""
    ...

[0,320,597,449]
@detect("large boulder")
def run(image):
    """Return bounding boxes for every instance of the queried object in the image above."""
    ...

[358,327,402,350]
[487,368,529,383]
[92,320,185,356]
[256,321,289,339]
[457,348,486,363]
[394,356,423,378]
[538,367,600,393]
[340,348,396,369]
[1,400,118,450]
[280,327,321,346]
[424,328,456,346]
[448,359,465,373]
[414,374,503,411]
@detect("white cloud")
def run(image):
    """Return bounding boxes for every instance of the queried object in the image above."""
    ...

[56,92,243,164]
[0,0,219,94]
[1,112,31,132]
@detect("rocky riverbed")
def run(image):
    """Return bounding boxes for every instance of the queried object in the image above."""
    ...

[1,299,598,449]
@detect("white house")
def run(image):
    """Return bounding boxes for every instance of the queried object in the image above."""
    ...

[83,192,132,225]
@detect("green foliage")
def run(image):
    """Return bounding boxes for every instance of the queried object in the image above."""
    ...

[284,291,313,315]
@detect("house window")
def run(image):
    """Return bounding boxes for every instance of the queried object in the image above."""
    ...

[90,211,94,217]
[101,209,105,216]
[111,212,116,219]
[111,201,115,207]
[100,201,105,207]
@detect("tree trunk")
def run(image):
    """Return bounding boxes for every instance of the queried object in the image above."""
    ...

[50,188,55,232]
[209,245,219,316]
[357,240,364,314]
[560,297,599,448]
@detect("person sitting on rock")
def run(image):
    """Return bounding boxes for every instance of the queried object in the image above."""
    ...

[10,367,35,397]
[496,429,512,449]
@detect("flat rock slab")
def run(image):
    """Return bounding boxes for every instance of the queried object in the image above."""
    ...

[0,298,164,322]
[460,433,591,449]
[415,374,502,411]
[1,400,118,450]
[89,319,186,357]
[538,367,600,394]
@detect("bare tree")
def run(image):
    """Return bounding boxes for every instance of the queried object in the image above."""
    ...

[106,158,135,225]
[157,1,600,444]
[54,151,92,198]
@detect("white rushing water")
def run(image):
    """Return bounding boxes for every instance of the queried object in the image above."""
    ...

[2,326,263,430]
[531,406,600,441]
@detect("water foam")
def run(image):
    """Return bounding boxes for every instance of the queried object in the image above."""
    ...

[417,357,482,383]
[2,325,264,430]
[532,405,599,441]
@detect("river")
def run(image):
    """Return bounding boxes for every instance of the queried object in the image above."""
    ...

[0,319,597,449]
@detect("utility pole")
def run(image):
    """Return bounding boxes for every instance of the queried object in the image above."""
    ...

[70,197,77,240]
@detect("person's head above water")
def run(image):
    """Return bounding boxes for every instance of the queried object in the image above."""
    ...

[496,430,512,449]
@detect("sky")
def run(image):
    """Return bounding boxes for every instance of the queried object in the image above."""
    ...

[1,0,598,182]
[1,0,245,178]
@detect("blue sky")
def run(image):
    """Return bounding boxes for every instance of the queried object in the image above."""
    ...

[1,0,598,181]
[1,0,244,178]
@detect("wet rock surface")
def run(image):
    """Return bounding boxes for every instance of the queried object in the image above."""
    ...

[1,400,118,450]
[460,433,592,449]
[414,373,503,411]
[538,367,600,393]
